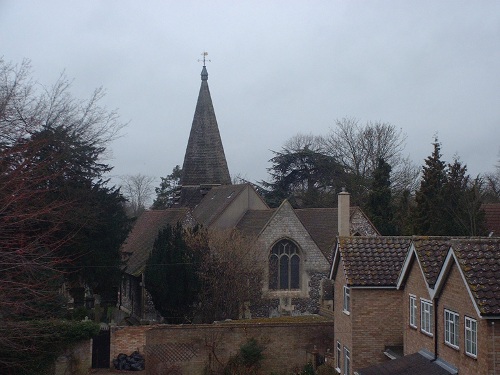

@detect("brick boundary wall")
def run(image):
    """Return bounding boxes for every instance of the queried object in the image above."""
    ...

[110,321,334,374]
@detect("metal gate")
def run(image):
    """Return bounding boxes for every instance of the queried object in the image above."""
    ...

[92,326,110,368]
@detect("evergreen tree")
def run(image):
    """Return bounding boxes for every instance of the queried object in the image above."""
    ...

[144,223,201,323]
[151,165,182,209]
[366,158,397,235]
[261,146,345,208]
[443,159,487,236]
[414,139,447,235]
[414,140,487,235]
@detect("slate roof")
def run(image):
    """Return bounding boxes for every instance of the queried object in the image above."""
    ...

[180,65,231,188]
[235,209,275,238]
[295,208,347,258]
[482,203,500,236]
[338,236,412,287]
[357,352,455,375]
[412,237,453,287]
[450,238,500,316]
[121,209,190,276]
[192,184,249,227]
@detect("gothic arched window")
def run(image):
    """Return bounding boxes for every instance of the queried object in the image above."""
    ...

[269,239,300,290]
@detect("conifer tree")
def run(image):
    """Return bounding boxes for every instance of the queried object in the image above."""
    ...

[414,139,447,235]
[144,223,201,323]
[366,158,397,235]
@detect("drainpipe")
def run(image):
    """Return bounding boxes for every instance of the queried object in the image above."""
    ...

[432,296,439,361]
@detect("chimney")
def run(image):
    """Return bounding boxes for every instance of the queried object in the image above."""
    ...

[338,189,350,237]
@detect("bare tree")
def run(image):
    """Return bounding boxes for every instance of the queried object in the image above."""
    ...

[0,58,124,151]
[185,228,263,322]
[120,174,155,217]
[322,118,419,194]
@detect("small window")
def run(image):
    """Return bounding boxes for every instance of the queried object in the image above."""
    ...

[465,316,477,357]
[409,295,417,328]
[336,341,341,371]
[444,309,459,348]
[343,346,351,375]
[420,299,433,336]
[343,286,350,314]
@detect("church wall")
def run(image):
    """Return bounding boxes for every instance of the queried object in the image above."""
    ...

[251,202,330,317]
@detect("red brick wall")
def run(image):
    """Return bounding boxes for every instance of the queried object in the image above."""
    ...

[438,263,492,374]
[110,325,150,361]
[403,258,434,355]
[110,322,334,374]
[351,288,403,371]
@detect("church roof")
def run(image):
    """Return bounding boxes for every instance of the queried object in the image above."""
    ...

[192,184,249,227]
[180,65,231,188]
[236,209,276,238]
[121,209,191,276]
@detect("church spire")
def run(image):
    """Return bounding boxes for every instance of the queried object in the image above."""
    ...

[179,55,231,202]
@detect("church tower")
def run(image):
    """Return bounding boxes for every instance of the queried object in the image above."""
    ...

[177,58,231,207]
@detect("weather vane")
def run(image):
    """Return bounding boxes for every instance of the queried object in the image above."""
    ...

[198,51,210,66]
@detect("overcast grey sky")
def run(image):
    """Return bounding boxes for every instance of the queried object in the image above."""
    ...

[1,1,499,188]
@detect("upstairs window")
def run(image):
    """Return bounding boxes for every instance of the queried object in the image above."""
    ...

[465,317,477,357]
[444,309,459,348]
[420,299,433,336]
[343,286,351,314]
[269,239,300,290]
[409,295,417,328]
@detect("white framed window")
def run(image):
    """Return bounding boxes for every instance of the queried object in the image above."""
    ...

[409,294,417,328]
[343,286,350,314]
[343,346,350,375]
[336,341,341,372]
[420,299,433,336]
[444,309,459,348]
[465,316,477,357]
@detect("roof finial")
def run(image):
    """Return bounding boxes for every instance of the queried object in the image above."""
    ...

[198,51,210,81]
[198,51,210,66]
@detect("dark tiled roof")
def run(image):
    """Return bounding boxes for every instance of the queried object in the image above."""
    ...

[180,67,231,188]
[357,352,454,375]
[122,209,190,276]
[450,238,500,316]
[482,203,500,236]
[295,208,345,258]
[192,184,248,227]
[412,237,453,287]
[236,209,275,238]
[339,236,412,287]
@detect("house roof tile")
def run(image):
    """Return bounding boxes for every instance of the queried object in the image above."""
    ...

[339,236,412,287]
[450,238,500,316]
[122,209,190,276]
[412,237,453,287]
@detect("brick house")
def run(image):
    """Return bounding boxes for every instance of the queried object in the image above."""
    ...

[329,236,412,374]
[358,237,500,375]
[401,238,500,374]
